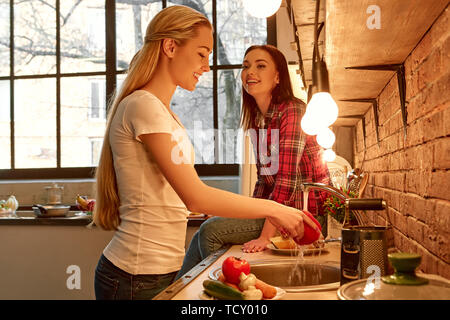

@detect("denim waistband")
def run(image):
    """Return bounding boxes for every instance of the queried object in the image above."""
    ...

[98,254,133,278]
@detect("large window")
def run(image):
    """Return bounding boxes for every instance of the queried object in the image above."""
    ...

[0,0,273,179]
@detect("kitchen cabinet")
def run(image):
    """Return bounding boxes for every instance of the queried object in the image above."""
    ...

[0,215,114,299]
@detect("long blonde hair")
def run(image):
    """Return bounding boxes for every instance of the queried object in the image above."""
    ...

[93,5,212,230]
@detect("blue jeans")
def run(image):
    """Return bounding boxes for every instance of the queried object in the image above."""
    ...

[94,254,178,300]
[175,217,265,280]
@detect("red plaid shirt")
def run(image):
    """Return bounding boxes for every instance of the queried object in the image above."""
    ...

[250,99,331,215]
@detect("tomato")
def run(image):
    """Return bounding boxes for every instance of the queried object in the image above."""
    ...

[294,211,322,245]
[221,256,250,284]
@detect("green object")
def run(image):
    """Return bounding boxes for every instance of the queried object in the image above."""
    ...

[382,252,429,286]
[202,280,244,300]
[322,189,358,224]
[316,215,327,238]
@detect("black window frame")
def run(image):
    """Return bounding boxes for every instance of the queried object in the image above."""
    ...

[0,0,276,180]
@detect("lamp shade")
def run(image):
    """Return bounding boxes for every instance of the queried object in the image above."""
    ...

[243,0,282,18]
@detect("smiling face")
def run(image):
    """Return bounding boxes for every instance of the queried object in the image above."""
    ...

[168,25,213,91]
[241,48,279,99]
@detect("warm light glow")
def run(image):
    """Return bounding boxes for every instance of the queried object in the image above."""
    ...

[305,92,339,129]
[300,101,327,136]
[300,113,318,135]
[316,127,336,149]
[323,149,336,162]
[243,0,282,18]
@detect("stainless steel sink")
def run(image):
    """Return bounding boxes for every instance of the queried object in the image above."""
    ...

[249,259,341,292]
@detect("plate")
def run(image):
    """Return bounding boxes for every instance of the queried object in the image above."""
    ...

[266,243,328,256]
[199,286,286,300]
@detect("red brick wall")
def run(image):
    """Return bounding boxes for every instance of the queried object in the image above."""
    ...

[353,7,449,279]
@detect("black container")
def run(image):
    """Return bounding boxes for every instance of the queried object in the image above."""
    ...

[340,226,389,285]
[340,198,389,285]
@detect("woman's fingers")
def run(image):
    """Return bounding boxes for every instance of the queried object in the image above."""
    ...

[299,210,320,232]
[270,209,322,240]
[242,239,268,253]
[267,213,302,239]
[242,246,264,253]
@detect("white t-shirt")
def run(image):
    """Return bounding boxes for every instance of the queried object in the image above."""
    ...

[103,90,194,275]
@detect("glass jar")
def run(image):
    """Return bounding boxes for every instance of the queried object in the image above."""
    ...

[45,183,64,204]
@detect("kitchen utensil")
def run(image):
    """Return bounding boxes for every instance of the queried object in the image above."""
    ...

[341,226,389,285]
[337,252,450,300]
[33,204,70,217]
[340,198,390,285]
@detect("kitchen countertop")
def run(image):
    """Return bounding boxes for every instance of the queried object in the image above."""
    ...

[0,210,93,226]
[165,242,342,300]
[0,210,207,227]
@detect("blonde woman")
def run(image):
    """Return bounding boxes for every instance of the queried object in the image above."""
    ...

[93,6,319,300]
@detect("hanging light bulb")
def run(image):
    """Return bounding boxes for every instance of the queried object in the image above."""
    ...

[302,59,339,133]
[243,0,282,18]
[316,127,336,149]
[306,92,338,128]
[300,107,322,135]
[323,148,336,162]
[300,113,317,136]
[301,0,339,136]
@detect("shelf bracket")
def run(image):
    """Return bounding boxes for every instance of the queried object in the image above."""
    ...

[340,98,380,146]
[345,63,408,141]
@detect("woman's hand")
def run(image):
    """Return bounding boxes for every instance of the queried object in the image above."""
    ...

[242,237,270,253]
[267,208,320,240]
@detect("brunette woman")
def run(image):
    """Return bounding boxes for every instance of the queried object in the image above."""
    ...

[177,45,330,279]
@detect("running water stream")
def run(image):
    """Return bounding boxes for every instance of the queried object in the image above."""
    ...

[286,189,325,286]
[287,242,325,286]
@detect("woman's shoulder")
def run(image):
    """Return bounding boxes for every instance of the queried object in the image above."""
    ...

[277,98,306,115]
[121,90,166,114]
[125,90,163,106]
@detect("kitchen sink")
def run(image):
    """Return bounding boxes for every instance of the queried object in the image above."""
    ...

[249,259,341,292]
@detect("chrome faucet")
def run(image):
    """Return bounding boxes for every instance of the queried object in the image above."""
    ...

[301,182,362,226]
[301,182,387,226]
[301,182,348,206]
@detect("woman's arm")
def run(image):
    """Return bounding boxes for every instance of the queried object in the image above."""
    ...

[139,132,319,239]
